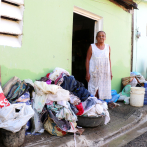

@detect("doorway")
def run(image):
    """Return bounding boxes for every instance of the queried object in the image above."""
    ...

[72,13,95,88]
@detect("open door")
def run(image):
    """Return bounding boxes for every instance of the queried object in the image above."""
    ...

[72,13,95,88]
[72,7,103,88]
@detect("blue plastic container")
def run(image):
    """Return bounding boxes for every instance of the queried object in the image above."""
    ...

[144,88,147,93]
[144,83,147,88]
[144,87,147,105]
[144,99,147,105]
[144,89,147,105]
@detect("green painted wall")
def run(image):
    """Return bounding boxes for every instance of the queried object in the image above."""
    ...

[0,0,132,93]
[133,1,147,79]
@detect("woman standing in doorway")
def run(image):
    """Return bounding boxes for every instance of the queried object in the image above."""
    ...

[85,31,112,100]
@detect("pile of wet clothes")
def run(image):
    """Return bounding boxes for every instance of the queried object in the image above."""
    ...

[2,67,110,137]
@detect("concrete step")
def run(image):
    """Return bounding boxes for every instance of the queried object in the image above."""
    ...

[103,120,147,147]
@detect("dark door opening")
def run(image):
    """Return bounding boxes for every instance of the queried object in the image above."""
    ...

[72,13,95,88]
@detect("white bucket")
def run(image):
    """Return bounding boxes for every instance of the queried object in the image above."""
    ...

[130,87,145,107]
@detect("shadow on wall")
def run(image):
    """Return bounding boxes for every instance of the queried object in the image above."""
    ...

[1,65,52,87]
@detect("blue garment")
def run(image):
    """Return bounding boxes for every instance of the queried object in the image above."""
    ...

[16,100,31,105]
[60,76,80,91]
[72,87,91,101]
[61,76,91,102]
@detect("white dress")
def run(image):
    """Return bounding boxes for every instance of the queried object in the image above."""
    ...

[88,43,111,100]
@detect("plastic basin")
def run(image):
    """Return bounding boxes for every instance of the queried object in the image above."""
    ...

[77,115,105,128]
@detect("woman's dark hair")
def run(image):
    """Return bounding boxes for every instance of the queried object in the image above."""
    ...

[96,31,106,38]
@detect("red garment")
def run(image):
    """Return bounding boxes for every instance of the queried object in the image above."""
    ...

[46,73,50,78]
[54,72,63,85]
[0,93,10,108]
[76,103,84,115]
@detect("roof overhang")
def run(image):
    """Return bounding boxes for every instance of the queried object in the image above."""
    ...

[110,0,138,11]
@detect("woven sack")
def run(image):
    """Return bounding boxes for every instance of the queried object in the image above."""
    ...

[122,76,135,86]
[44,116,67,136]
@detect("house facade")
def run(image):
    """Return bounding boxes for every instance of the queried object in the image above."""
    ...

[0,0,136,92]
[133,0,147,79]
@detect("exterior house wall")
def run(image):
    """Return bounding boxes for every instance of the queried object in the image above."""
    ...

[133,1,147,79]
[0,0,132,92]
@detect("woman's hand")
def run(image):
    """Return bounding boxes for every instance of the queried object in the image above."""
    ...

[86,45,92,83]
[111,73,113,80]
[86,73,90,82]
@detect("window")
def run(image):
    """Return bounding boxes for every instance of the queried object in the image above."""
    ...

[0,0,24,47]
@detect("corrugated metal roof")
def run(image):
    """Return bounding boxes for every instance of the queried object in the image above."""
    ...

[111,0,138,10]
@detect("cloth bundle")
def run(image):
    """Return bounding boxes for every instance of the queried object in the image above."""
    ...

[33,81,70,113]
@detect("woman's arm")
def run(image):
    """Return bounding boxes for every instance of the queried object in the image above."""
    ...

[109,46,113,80]
[85,45,92,82]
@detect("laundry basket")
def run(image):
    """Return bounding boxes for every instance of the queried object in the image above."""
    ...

[0,125,26,147]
